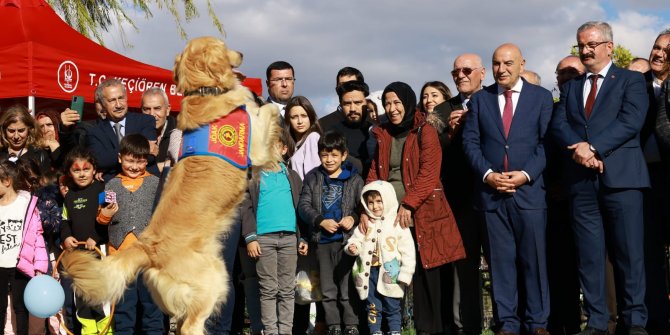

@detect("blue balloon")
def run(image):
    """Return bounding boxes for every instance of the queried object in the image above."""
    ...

[24,275,64,318]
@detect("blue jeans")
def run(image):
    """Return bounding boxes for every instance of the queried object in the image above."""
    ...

[114,273,165,335]
[206,216,241,334]
[366,267,401,333]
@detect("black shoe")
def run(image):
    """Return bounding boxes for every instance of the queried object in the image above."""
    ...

[327,327,342,335]
[574,327,608,335]
[344,326,359,335]
[628,326,647,335]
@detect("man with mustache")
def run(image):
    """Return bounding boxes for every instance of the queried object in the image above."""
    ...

[550,21,649,335]
[266,61,296,118]
[320,79,372,176]
[87,79,158,181]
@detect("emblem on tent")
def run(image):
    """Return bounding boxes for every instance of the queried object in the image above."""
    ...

[57,61,79,93]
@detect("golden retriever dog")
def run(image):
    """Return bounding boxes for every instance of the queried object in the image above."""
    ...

[61,37,281,335]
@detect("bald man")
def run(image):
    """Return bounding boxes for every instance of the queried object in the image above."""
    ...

[628,58,651,73]
[556,55,586,89]
[434,53,486,335]
[462,43,553,335]
[521,70,542,85]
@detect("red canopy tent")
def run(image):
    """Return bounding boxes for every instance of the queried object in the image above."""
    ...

[0,0,262,115]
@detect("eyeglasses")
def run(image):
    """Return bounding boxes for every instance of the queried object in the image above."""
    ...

[269,77,296,84]
[451,67,482,76]
[573,41,609,51]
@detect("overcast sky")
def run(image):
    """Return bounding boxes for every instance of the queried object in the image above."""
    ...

[96,0,670,117]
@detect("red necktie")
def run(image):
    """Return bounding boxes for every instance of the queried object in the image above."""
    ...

[584,74,598,119]
[502,90,513,171]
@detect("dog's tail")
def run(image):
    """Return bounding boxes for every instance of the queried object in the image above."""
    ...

[60,242,151,306]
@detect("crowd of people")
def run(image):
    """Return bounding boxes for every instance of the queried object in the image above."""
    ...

[0,20,669,335]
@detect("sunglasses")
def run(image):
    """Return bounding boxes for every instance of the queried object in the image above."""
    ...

[451,67,482,76]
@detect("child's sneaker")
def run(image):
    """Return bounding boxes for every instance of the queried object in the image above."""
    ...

[327,326,342,335]
[344,326,359,335]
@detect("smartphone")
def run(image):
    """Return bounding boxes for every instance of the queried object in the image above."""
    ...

[71,96,85,123]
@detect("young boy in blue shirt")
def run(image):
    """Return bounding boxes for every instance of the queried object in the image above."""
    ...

[242,128,308,335]
[298,131,364,335]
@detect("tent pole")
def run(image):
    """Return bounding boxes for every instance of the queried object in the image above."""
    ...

[28,96,35,116]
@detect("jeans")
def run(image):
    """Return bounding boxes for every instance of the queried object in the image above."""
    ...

[114,273,165,335]
[317,242,358,327]
[366,267,401,333]
[256,232,298,334]
[207,216,241,334]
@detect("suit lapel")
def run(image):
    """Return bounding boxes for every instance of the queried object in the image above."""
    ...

[510,85,531,136]
[124,114,135,134]
[101,121,119,149]
[484,86,506,139]
[590,66,618,118]
[574,74,587,122]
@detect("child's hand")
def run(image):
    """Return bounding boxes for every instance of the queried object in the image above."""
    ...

[63,237,78,251]
[339,216,354,231]
[298,241,308,256]
[348,244,358,255]
[247,241,261,259]
[320,219,339,233]
[100,202,119,218]
[85,238,97,250]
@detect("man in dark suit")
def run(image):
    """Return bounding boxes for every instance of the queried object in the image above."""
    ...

[462,43,553,335]
[87,78,157,181]
[265,61,295,118]
[434,53,486,335]
[638,28,670,335]
[550,21,650,335]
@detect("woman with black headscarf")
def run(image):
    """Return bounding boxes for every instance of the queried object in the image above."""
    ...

[363,82,465,334]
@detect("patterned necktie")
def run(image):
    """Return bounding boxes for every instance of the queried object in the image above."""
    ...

[502,90,513,171]
[585,74,599,119]
[113,123,123,143]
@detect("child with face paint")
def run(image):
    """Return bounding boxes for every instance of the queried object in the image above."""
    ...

[61,148,109,252]
[59,147,111,334]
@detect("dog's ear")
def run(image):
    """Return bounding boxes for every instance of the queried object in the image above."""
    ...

[227,50,243,68]
[173,52,183,86]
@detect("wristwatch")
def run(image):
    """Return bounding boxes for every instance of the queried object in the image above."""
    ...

[589,144,597,154]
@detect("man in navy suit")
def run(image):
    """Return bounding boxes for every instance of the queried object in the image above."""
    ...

[462,43,553,335]
[550,21,650,335]
[87,79,158,181]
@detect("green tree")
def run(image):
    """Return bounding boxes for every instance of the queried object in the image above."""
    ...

[570,44,635,68]
[47,0,223,46]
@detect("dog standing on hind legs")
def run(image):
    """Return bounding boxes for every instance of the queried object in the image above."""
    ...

[61,37,282,335]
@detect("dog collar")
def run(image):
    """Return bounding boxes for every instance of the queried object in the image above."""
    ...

[179,105,252,168]
[183,86,229,97]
